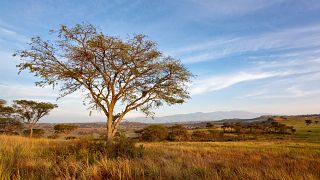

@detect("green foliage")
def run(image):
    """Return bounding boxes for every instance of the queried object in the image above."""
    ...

[108,135,144,158]
[0,99,22,135]
[191,130,211,141]
[0,118,23,135]
[23,129,45,138]
[206,122,214,128]
[54,124,79,134]
[167,125,189,141]
[305,119,312,126]
[13,100,57,124]
[12,100,57,137]
[221,121,295,135]
[138,125,169,141]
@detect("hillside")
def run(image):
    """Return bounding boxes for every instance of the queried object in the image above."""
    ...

[127,110,267,123]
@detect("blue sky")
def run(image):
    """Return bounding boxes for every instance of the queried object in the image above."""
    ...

[1,0,320,122]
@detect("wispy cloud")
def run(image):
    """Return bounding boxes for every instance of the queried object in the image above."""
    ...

[190,59,320,95]
[0,84,83,100]
[170,24,320,64]
[190,71,281,95]
[0,25,28,44]
[242,70,320,99]
[181,0,284,20]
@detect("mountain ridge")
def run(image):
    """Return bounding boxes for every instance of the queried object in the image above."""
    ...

[126,110,268,123]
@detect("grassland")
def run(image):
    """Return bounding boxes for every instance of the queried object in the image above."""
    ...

[0,117,320,179]
[276,116,320,142]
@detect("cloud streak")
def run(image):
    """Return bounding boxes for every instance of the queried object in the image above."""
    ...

[170,23,320,64]
[0,25,28,44]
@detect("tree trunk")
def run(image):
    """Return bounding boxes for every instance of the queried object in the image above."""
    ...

[106,116,114,144]
[29,127,33,138]
[106,129,114,143]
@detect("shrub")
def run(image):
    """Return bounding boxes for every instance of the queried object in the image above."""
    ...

[65,136,77,140]
[167,125,189,141]
[47,134,60,139]
[23,129,45,137]
[54,124,79,134]
[0,118,23,135]
[108,135,144,158]
[191,130,211,141]
[206,122,214,128]
[138,125,169,141]
[305,120,312,126]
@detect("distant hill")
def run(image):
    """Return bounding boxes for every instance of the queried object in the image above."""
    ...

[126,111,268,123]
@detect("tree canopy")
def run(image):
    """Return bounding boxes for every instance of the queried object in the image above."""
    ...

[14,23,193,141]
[0,99,22,134]
[13,100,57,137]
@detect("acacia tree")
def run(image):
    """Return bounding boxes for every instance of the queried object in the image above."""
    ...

[0,99,15,118]
[12,100,57,137]
[14,24,193,142]
[0,99,22,134]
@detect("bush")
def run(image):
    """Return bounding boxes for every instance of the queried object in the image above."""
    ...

[191,130,211,141]
[0,118,23,135]
[54,124,79,134]
[65,136,77,140]
[47,134,60,139]
[167,125,189,141]
[23,129,45,137]
[138,125,169,141]
[206,122,214,128]
[108,135,144,158]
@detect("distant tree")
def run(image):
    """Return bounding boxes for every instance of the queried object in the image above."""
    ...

[13,100,57,137]
[290,128,296,134]
[206,122,214,128]
[138,125,169,141]
[0,99,22,134]
[0,118,23,135]
[167,125,189,141]
[191,130,209,141]
[14,23,193,142]
[314,120,319,124]
[305,120,312,126]
[23,129,45,138]
[0,99,15,118]
[54,124,79,134]
[233,122,242,133]
[221,122,231,133]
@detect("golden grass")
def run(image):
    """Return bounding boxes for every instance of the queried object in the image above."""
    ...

[0,135,319,179]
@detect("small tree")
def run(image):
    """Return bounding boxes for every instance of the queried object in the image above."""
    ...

[206,122,214,128]
[191,130,209,141]
[0,99,15,118]
[0,118,23,135]
[138,125,169,142]
[167,125,189,141]
[305,120,312,126]
[13,100,57,137]
[23,129,45,138]
[14,23,193,142]
[314,120,319,124]
[0,99,22,134]
[54,124,79,134]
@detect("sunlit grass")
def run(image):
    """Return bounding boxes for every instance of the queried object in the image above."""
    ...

[0,135,319,179]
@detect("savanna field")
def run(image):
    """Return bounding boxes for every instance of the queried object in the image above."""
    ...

[0,116,319,180]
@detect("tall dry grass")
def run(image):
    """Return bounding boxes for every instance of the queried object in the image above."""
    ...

[0,135,319,179]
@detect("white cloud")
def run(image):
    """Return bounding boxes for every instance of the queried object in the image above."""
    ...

[190,71,280,95]
[0,26,28,43]
[181,0,284,20]
[170,23,320,63]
